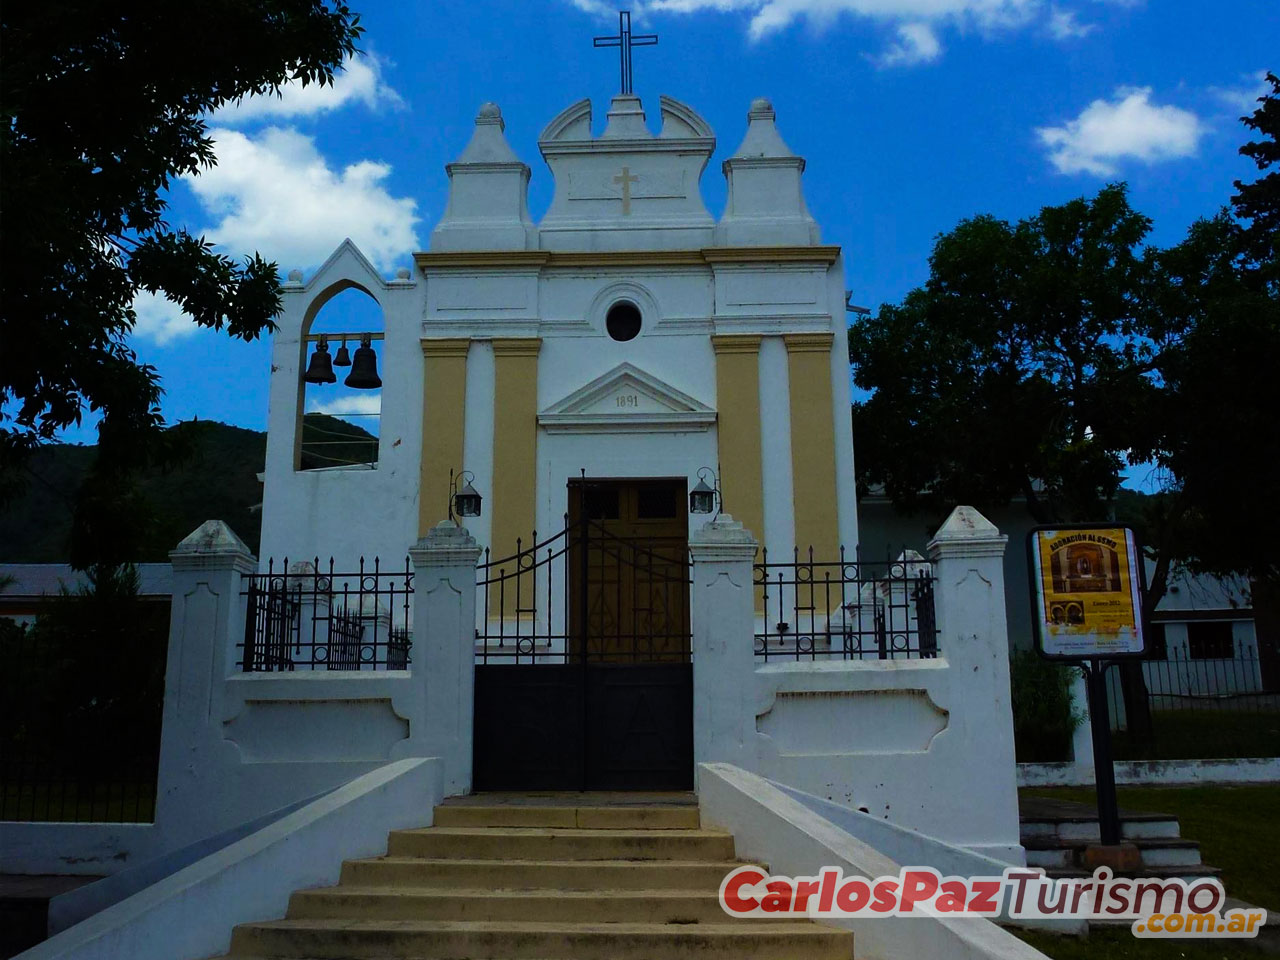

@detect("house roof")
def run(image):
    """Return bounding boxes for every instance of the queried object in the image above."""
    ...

[0,563,172,600]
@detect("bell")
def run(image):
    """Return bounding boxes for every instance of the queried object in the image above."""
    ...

[344,335,382,389]
[333,340,352,367]
[303,338,336,384]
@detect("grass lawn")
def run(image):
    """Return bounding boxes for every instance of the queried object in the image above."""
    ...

[1,780,156,823]
[1112,710,1280,761]
[1013,926,1274,959]
[1011,784,1279,960]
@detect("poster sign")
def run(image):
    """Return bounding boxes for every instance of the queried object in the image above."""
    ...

[1027,525,1147,660]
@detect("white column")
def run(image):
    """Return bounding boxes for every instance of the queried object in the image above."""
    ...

[689,515,760,782]
[1070,669,1096,778]
[409,521,483,796]
[927,506,1023,862]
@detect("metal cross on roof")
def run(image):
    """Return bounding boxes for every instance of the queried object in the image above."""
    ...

[593,10,657,96]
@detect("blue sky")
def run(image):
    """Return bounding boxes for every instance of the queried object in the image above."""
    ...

[73,0,1276,464]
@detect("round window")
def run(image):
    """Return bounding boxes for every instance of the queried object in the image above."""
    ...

[605,301,642,342]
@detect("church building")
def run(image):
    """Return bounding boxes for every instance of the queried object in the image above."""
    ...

[258,91,858,574]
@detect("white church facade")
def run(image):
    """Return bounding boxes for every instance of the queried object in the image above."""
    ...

[259,92,858,578]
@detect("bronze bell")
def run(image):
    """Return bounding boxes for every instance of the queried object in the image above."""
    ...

[333,339,352,367]
[344,334,382,389]
[303,338,337,384]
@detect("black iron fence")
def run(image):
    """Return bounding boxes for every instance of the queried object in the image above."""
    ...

[1109,643,1279,760]
[1,606,166,823]
[239,557,413,671]
[753,547,938,661]
[477,516,692,664]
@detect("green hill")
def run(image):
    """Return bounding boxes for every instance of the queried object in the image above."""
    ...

[0,415,378,562]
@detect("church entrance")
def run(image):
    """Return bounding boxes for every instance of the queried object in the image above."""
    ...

[472,479,694,791]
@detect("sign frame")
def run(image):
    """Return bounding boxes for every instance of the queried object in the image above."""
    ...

[1026,523,1150,663]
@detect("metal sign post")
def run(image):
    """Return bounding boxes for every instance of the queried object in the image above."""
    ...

[1027,524,1150,850]
[1083,658,1121,846]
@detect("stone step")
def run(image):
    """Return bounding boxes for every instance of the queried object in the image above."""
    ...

[228,918,853,959]
[288,886,746,924]
[1046,863,1223,883]
[1023,836,1203,870]
[341,856,751,891]
[1020,817,1181,843]
[432,804,702,830]
[386,826,737,862]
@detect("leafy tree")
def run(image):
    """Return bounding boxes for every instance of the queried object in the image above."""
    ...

[0,2,362,562]
[1233,72,1280,281]
[849,183,1155,530]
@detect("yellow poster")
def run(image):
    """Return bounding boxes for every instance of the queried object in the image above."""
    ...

[1031,526,1145,658]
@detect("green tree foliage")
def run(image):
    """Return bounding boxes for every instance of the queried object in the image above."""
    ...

[0,2,362,562]
[849,183,1153,527]
[1233,72,1280,281]
[850,79,1280,604]
[0,567,171,783]
[1009,650,1083,763]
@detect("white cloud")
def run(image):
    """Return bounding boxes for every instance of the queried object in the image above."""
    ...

[188,126,419,271]
[1036,87,1204,176]
[1047,6,1095,38]
[308,393,382,417]
[131,290,198,344]
[875,22,942,67]
[566,0,1094,64]
[214,54,404,125]
[1209,70,1271,115]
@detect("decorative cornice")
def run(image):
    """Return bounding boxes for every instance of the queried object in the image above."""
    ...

[414,245,841,272]
[782,332,835,354]
[415,251,550,269]
[702,246,837,264]
[711,334,763,355]
[491,337,543,357]
[421,338,471,358]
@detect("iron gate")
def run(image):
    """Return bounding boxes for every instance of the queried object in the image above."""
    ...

[473,515,693,791]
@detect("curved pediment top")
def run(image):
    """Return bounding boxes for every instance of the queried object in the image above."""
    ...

[539,98,593,144]
[659,95,714,141]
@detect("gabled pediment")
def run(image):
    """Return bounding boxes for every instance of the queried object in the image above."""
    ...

[539,363,715,434]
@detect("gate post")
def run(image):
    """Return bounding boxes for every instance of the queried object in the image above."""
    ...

[926,505,1023,861]
[410,521,482,796]
[688,514,759,779]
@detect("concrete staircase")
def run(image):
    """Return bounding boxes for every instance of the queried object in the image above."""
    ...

[1020,796,1219,880]
[220,796,853,959]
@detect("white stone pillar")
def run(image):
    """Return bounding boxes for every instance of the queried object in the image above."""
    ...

[688,515,760,781]
[409,521,483,796]
[927,506,1024,862]
[156,521,256,829]
[1070,668,1096,779]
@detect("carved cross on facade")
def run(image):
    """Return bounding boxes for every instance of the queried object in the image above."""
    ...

[593,10,657,96]
[613,167,639,215]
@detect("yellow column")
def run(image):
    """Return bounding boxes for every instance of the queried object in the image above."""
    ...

[711,335,764,553]
[785,333,839,562]
[489,338,542,563]
[420,339,471,535]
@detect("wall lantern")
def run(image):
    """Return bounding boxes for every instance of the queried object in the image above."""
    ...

[449,468,483,521]
[303,336,337,384]
[689,466,721,517]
